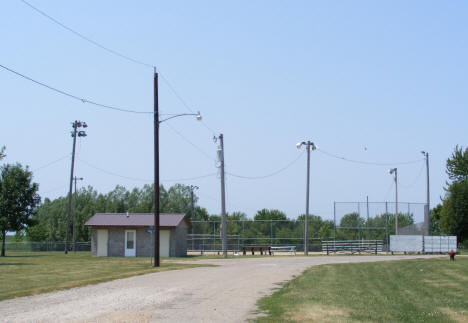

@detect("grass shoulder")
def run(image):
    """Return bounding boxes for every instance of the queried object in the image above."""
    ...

[0,252,210,301]
[255,257,468,322]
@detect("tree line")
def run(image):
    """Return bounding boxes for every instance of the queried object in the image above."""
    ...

[2,145,468,256]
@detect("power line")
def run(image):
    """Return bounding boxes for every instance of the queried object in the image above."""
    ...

[159,73,217,135]
[20,0,154,69]
[164,122,216,161]
[33,154,70,172]
[317,148,424,166]
[20,0,218,134]
[0,63,153,114]
[226,151,305,180]
[398,162,425,189]
[77,157,216,183]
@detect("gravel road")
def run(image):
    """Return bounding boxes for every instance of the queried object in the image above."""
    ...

[0,255,441,322]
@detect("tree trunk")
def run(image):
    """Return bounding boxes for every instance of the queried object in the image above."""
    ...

[1,230,5,256]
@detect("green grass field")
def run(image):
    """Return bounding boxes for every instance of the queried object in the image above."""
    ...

[0,252,208,301]
[256,257,468,322]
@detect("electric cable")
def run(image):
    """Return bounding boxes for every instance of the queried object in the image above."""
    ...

[0,63,153,114]
[77,157,216,182]
[20,0,154,69]
[226,151,305,180]
[33,154,70,172]
[164,122,217,161]
[398,162,425,189]
[317,148,424,166]
[20,0,218,134]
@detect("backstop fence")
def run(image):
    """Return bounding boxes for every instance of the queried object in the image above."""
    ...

[4,241,91,252]
[189,201,427,253]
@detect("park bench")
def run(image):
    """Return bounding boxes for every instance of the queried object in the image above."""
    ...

[322,240,383,255]
[270,246,296,255]
[242,245,271,256]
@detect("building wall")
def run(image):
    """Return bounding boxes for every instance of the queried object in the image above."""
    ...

[90,228,97,256]
[108,228,125,257]
[89,223,188,257]
[171,221,188,257]
[136,227,152,257]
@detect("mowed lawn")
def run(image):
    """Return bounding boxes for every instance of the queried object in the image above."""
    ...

[0,252,206,301]
[256,257,468,323]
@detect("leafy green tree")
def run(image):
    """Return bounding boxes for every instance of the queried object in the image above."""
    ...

[440,145,468,242]
[254,209,287,221]
[0,163,40,256]
[0,146,5,161]
[26,222,48,241]
[440,179,468,242]
[430,204,442,235]
[446,145,468,182]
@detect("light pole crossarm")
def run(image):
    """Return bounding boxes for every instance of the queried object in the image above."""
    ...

[159,112,201,124]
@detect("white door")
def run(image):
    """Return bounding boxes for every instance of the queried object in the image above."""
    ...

[125,230,136,257]
[97,229,108,257]
[160,230,170,257]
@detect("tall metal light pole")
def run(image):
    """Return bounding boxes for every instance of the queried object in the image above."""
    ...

[389,168,398,235]
[152,70,202,267]
[421,151,430,235]
[65,121,87,254]
[297,141,316,255]
[72,176,84,253]
[189,185,199,252]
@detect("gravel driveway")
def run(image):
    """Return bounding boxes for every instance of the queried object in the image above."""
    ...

[0,255,441,322]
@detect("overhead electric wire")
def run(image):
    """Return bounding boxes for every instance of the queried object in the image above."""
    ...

[226,151,305,180]
[41,184,69,195]
[398,162,425,189]
[33,154,70,172]
[159,73,217,135]
[20,0,218,135]
[164,122,217,161]
[20,0,154,69]
[77,157,216,183]
[317,148,424,166]
[0,64,153,114]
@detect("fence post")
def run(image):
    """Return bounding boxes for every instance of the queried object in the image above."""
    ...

[333,201,337,241]
[385,202,389,251]
[270,220,273,246]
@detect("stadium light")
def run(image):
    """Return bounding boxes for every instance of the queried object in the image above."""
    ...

[297,140,316,255]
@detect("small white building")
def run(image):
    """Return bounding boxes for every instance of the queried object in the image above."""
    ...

[85,213,190,257]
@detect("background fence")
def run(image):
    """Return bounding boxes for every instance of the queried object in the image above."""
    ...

[189,220,334,253]
[4,241,91,252]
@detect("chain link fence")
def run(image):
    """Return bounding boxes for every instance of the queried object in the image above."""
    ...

[188,220,325,253]
[4,241,91,252]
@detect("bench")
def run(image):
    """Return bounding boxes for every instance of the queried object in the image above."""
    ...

[322,240,383,255]
[270,246,296,255]
[242,245,271,256]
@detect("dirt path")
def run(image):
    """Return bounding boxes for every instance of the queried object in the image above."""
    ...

[0,255,442,322]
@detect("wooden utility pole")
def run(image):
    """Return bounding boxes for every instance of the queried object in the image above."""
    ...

[218,134,227,258]
[153,70,160,267]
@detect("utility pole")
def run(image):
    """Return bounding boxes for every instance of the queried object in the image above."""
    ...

[217,134,227,258]
[153,69,160,267]
[151,70,201,266]
[421,151,430,235]
[389,168,398,235]
[72,176,83,253]
[297,141,316,255]
[65,121,87,254]
[189,185,199,252]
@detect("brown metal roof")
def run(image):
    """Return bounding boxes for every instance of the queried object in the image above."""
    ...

[84,213,189,227]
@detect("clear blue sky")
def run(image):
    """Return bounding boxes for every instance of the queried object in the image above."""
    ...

[1,1,467,222]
